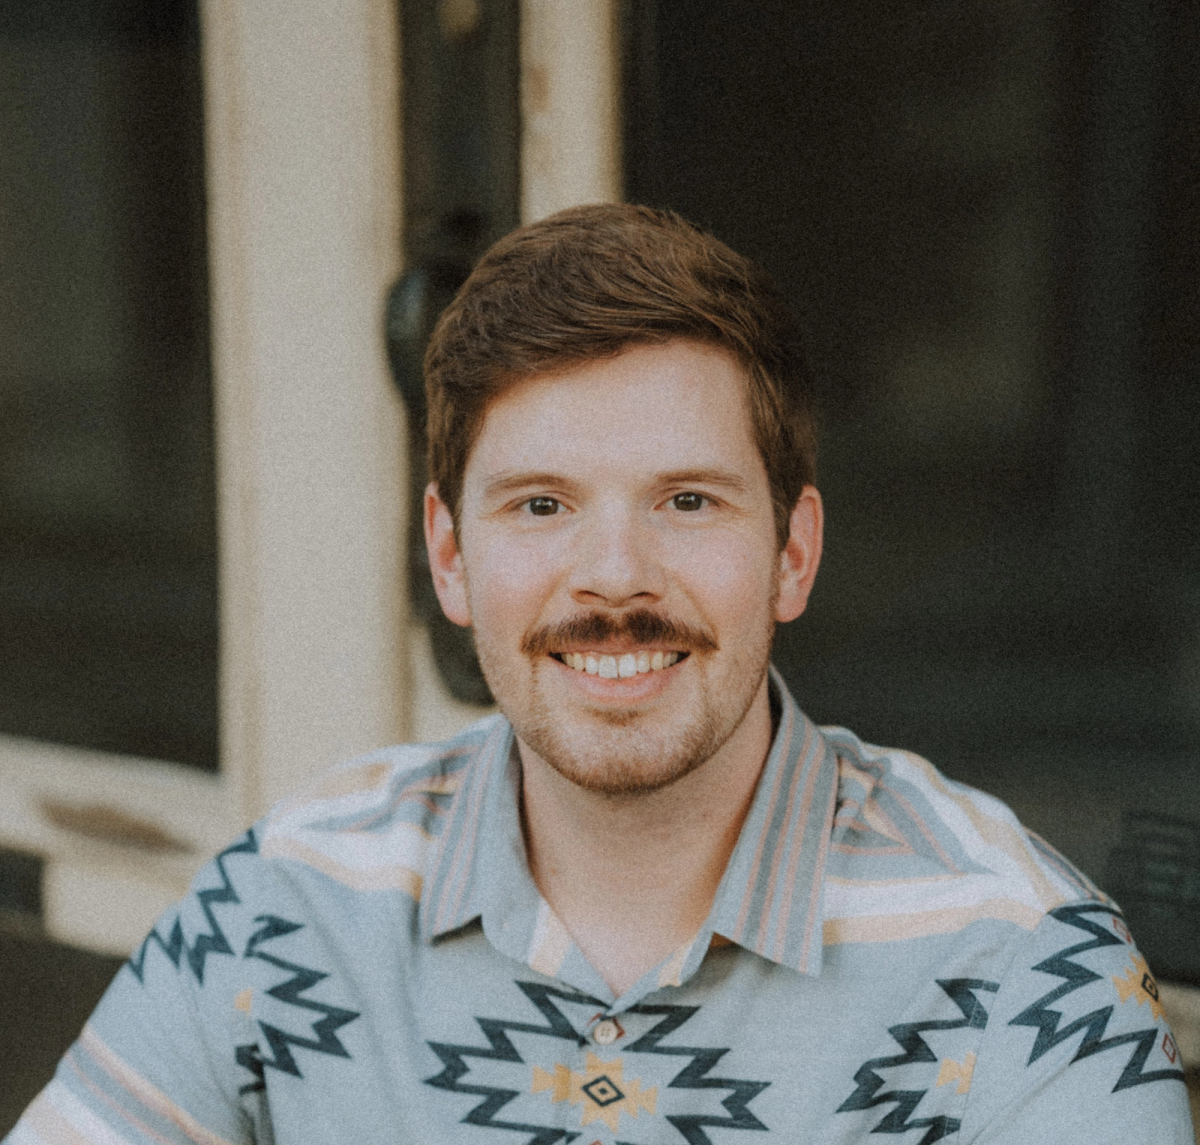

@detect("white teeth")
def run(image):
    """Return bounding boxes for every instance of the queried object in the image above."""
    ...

[560,649,683,676]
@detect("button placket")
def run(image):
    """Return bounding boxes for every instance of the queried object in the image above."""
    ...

[591,1017,623,1046]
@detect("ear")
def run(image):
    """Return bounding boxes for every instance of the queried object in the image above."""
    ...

[775,485,823,623]
[424,482,472,627]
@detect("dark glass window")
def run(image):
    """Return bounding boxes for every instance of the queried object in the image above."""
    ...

[0,0,217,769]
[625,0,1200,978]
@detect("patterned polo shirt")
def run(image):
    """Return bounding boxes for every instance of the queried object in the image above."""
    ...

[8,671,1193,1145]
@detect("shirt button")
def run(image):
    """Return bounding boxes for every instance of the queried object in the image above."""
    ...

[592,1019,621,1046]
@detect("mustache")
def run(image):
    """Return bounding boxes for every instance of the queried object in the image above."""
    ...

[521,609,719,657]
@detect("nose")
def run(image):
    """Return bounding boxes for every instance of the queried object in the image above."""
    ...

[568,502,665,608]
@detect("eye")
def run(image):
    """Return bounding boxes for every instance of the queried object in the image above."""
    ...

[526,496,561,517]
[671,492,706,512]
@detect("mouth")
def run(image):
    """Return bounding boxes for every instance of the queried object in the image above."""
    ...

[549,649,688,679]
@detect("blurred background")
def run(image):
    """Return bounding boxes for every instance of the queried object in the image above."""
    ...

[1,0,1197,1130]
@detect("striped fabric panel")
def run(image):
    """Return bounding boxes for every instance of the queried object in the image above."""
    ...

[14,1064,210,1145]
[872,770,962,872]
[821,736,1099,946]
[258,727,493,898]
[709,669,840,975]
[823,899,1046,945]
[256,836,427,896]
[762,726,837,970]
[831,756,916,856]
[830,754,990,877]
[22,1028,241,1145]
[420,716,513,939]
[263,745,467,835]
[729,695,802,940]
[889,750,1069,903]
[17,1082,134,1145]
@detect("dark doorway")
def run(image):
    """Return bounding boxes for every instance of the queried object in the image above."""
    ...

[624,0,1200,979]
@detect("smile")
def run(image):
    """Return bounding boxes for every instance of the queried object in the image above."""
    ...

[551,650,685,678]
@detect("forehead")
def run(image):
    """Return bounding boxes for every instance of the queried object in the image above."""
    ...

[465,340,763,483]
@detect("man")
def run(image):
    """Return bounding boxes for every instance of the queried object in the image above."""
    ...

[9,205,1192,1144]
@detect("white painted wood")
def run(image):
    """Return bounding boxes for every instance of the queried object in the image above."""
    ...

[0,0,410,956]
[0,734,225,951]
[201,0,410,822]
[0,735,228,871]
[520,0,622,223]
[44,863,184,959]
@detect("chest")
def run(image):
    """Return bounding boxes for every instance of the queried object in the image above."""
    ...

[245,939,986,1145]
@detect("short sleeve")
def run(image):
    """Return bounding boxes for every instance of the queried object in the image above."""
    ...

[4,831,270,1145]
[961,900,1195,1144]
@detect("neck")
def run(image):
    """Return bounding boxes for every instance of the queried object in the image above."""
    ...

[518,677,773,996]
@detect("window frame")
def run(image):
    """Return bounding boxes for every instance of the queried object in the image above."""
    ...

[0,0,410,955]
[0,0,623,958]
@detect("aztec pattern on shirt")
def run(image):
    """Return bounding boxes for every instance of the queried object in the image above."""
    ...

[6,669,1192,1145]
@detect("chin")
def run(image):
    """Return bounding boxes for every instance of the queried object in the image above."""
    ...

[518,705,726,796]
[477,628,773,797]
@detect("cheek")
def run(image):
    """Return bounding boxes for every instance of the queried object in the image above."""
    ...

[668,533,778,621]
[465,532,563,632]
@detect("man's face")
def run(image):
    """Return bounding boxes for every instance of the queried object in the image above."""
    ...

[426,339,821,795]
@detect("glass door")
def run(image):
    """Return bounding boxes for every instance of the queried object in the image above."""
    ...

[623,0,1200,984]
[0,0,217,770]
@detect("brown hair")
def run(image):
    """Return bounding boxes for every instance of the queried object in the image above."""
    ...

[424,203,817,545]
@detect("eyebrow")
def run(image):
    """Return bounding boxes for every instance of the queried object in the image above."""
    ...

[481,467,754,500]
[655,468,755,495]
[481,471,579,499]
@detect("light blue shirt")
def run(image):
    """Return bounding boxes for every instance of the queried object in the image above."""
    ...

[9,672,1193,1144]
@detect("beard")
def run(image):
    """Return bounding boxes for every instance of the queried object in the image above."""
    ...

[474,606,775,797]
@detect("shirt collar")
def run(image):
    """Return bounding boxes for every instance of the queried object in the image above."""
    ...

[418,667,839,978]
[705,666,839,975]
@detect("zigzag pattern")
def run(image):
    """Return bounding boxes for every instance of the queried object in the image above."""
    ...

[127,830,258,986]
[425,982,773,1145]
[425,980,595,1145]
[837,978,1000,1145]
[1009,902,1186,1092]
[625,1002,771,1145]
[235,913,361,1094]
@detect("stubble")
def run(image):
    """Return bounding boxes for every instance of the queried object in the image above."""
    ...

[476,606,776,796]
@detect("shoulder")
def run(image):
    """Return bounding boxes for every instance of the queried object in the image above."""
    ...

[123,715,509,987]
[252,713,508,900]
[816,731,1195,1137]
[70,719,514,1120]
[819,725,1108,949]
[957,899,1192,1138]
